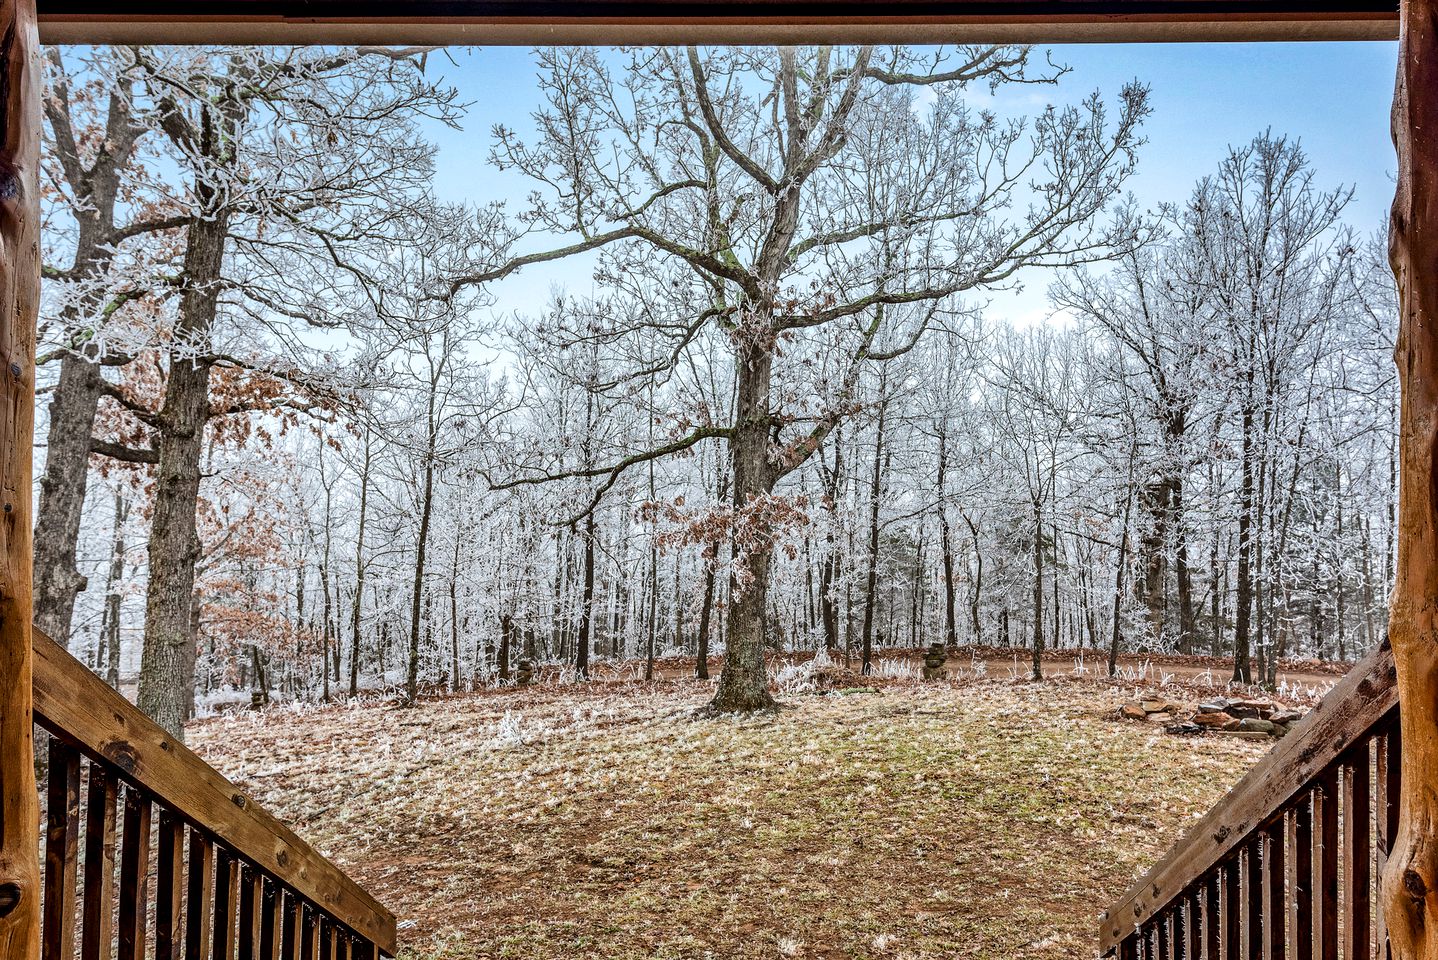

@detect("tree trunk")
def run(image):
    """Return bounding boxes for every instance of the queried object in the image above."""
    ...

[319,497,333,702]
[962,510,982,645]
[645,450,657,681]
[136,209,229,740]
[449,535,461,692]
[32,60,141,648]
[695,561,717,680]
[819,435,842,654]
[1032,499,1045,681]
[696,466,726,682]
[1335,462,1347,661]
[33,357,103,643]
[938,429,958,649]
[576,512,595,681]
[1136,478,1168,645]
[1110,487,1134,677]
[0,2,41,951]
[1381,3,1438,950]
[1172,476,1196,655]
[860,391,888,677]
[709,343,776,713]
[404,405,438,706]
[349,424,371,697]
[498,612,512,683]
[1232,397,1256,684]
[100,493,127,688]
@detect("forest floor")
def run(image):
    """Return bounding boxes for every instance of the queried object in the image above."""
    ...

[187,661,1309,960]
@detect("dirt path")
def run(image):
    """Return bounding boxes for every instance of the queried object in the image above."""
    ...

[647,649,1346,694]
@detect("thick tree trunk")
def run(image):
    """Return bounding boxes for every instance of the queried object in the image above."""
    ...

[136,210,228,740]
[0,2,40,953]
[33,356,103,643]
[710,344,776,713]
[1381,2,1438,951]
[32,62,140,648]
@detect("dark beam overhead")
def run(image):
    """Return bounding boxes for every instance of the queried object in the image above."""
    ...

[39,0,1397,45]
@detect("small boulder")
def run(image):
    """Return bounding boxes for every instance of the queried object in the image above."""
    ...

[1197,700,1230,714]
[1238,717,1276,735]
[1147,712,1173,724]
[1270,709,1305,725]
[1120,702,1148,721]
[1141,699,1178,714]
[1192,711,1241,730]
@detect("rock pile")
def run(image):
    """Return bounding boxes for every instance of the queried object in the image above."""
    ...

[1117,696,1307,739]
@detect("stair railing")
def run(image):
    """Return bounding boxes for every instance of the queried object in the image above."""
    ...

[30,627,397,960]
[1099,640,1399,959]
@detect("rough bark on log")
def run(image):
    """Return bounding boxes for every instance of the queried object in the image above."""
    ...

[1383,0,1438,952]
[0,0,40,955]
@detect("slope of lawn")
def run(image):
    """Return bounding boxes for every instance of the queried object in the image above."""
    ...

[189,672,1272,960]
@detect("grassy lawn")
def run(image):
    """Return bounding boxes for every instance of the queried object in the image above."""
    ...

[189,674,1269,960]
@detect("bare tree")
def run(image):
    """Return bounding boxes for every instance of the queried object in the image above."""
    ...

[456,46,1149,711]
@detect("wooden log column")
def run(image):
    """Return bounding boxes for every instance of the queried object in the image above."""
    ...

[1386,0,1438,954]
[0,0,39,957]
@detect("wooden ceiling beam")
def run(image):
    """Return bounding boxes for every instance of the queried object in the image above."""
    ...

[37,0,1398,45]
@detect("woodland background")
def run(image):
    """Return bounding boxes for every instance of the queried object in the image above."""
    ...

[33,44,1398,734]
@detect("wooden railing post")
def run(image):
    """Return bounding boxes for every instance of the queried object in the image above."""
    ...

[0,0,41,955]
[1385,0,1438,953]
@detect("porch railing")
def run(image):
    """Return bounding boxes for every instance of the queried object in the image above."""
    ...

[1098,639,1399,958]
[31,627,397,960]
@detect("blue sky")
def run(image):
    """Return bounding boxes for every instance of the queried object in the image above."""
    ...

[419,42,1399,327]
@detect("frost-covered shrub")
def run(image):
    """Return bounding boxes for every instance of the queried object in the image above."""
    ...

[774,661,816,694]
[489,710,526,750]
[773,648,837,693]
[873,658,919,680]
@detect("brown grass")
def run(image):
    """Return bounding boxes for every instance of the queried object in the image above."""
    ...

[188,673,1270,960]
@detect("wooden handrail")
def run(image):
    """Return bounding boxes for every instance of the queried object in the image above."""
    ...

[1098,639,1398,954]
[31,627,397,957]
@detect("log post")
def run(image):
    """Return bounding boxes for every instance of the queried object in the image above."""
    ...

[0,0,39,956]
[1384,0,1438,953]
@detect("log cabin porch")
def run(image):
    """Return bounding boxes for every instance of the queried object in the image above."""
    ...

[1,2,1435,959]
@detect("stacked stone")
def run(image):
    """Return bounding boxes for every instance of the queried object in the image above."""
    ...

[1117,696,1306,739]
